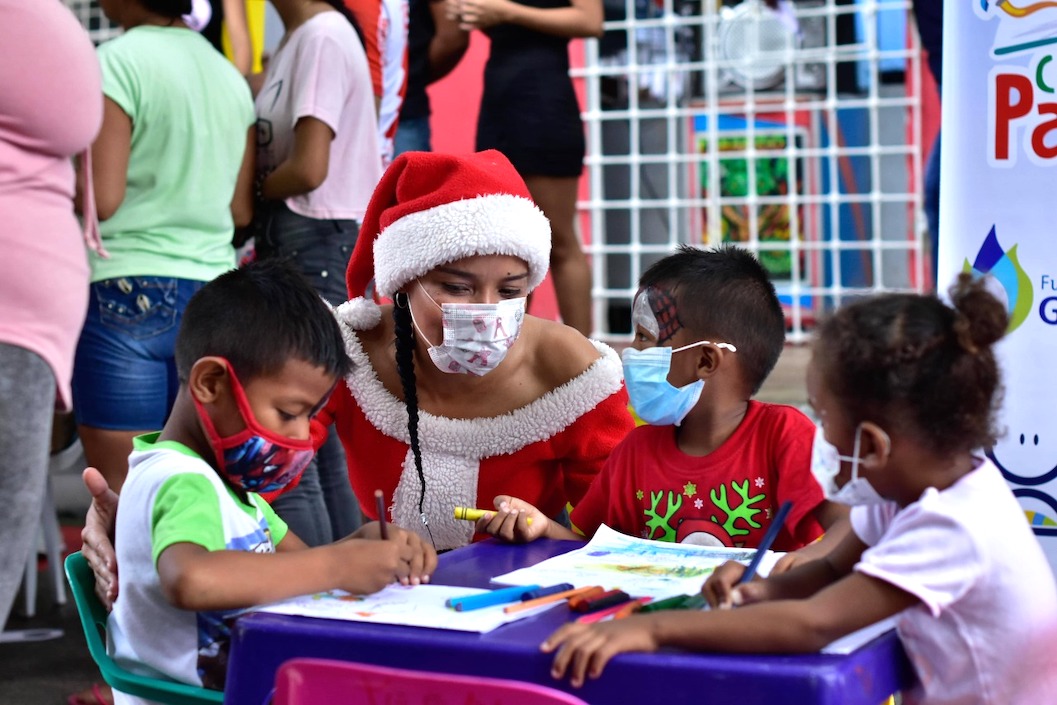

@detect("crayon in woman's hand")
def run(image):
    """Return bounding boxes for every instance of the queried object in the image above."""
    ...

[453,506,532,524]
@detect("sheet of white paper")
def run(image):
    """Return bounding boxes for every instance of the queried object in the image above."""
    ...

[492,525,774,600]
[820,617,898,654]
[253,583,546,633]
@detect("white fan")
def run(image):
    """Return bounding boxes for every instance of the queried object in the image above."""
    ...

[715,0,800,91]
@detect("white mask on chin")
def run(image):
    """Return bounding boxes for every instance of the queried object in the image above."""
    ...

[811,422,888,506]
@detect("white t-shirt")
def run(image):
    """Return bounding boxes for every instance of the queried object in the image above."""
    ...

[255,11,382,221]
[109,435,287,704]
[852,457,1057,705]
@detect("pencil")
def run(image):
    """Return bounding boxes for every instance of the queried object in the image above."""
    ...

[375,489,389,540]
[503,585,598,614]
[738,500,792,584]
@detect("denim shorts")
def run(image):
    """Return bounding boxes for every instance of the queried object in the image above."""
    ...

[72,276,204,430]
[254,202,359,306]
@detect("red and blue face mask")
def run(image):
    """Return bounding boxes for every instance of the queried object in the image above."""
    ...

[193,361,315,494]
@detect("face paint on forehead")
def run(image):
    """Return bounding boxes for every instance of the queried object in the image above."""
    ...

[648,286,683,345]
[632,290,659,339]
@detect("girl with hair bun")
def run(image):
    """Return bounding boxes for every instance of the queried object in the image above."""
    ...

[544,274,1057,705]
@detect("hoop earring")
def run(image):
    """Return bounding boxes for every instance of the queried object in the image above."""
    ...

[394,291,409,309]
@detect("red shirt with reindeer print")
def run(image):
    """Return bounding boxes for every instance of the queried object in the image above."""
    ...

[570,401,824,551]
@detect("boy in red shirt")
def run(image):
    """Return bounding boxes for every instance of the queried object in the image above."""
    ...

[482,245,845,550]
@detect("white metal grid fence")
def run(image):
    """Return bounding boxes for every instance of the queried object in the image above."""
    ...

[63,0,122,44]
[577,0,927,343]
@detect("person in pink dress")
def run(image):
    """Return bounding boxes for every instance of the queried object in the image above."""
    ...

[0,0,102,630]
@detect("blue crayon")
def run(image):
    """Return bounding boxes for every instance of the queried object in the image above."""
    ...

[447,584,542,612]
[520,583,574,601]
[739,500,793,585]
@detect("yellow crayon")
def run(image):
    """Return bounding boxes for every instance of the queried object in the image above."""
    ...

[453,506,532,524]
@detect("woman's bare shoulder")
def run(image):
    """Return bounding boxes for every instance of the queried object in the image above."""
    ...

[523,317,603,386]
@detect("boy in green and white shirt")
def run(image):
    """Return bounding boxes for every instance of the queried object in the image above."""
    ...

[106,262,436,704]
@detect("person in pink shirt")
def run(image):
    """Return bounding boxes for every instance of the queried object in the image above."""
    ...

[252,0,382,547]
[0,0,102,628]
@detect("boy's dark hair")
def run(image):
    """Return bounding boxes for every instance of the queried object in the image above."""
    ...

[814,273,1006,455]
[640,244,785,395]
[175,260,352,383]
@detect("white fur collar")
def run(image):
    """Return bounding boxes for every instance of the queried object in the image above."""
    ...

[333,297,624,548]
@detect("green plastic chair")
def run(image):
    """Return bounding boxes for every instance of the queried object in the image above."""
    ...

[64,551,224,704]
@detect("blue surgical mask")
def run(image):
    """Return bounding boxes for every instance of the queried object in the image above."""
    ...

[811,422,888,506]
[622,340,736,426]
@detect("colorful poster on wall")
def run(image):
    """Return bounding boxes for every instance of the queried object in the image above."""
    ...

[941,0,1057,572]
[692,111,820,322]
[696,123,808,280]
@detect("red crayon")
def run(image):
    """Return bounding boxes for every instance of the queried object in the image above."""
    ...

[571,589,630,614]
[566,586,606,611]
[577,597,652,624]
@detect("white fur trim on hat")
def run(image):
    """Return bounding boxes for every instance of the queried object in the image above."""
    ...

[373,194,550,299]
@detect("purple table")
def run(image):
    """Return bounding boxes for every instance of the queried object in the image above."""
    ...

[225,539,914,705]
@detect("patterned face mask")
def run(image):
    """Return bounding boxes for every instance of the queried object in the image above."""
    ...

[410,281,526,376]
[193,360,315,493]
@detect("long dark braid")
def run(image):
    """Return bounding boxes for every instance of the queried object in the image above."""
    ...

[392,294,434,544]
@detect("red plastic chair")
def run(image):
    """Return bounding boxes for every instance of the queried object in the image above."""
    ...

[271,657,589,705]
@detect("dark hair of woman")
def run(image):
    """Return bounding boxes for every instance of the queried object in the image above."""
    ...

[392,293,435,546]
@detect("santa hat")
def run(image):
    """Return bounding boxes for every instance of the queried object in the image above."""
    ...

[346,150,551,300]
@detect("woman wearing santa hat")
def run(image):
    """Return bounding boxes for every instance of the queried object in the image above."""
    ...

[80,150,633,605]
[314,149,633,549]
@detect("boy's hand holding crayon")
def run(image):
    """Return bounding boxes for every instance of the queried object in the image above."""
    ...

[328,522,438,592]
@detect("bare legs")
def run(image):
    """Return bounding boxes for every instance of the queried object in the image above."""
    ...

[523,174,593,336]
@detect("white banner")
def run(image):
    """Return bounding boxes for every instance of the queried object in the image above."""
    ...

[941,0,1057,572]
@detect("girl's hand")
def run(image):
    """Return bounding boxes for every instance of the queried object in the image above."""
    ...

[454,0,510,31]
[541,617,660,688]
[702,560,772,609]
[476,495,550,543]
[769,550,813,575]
